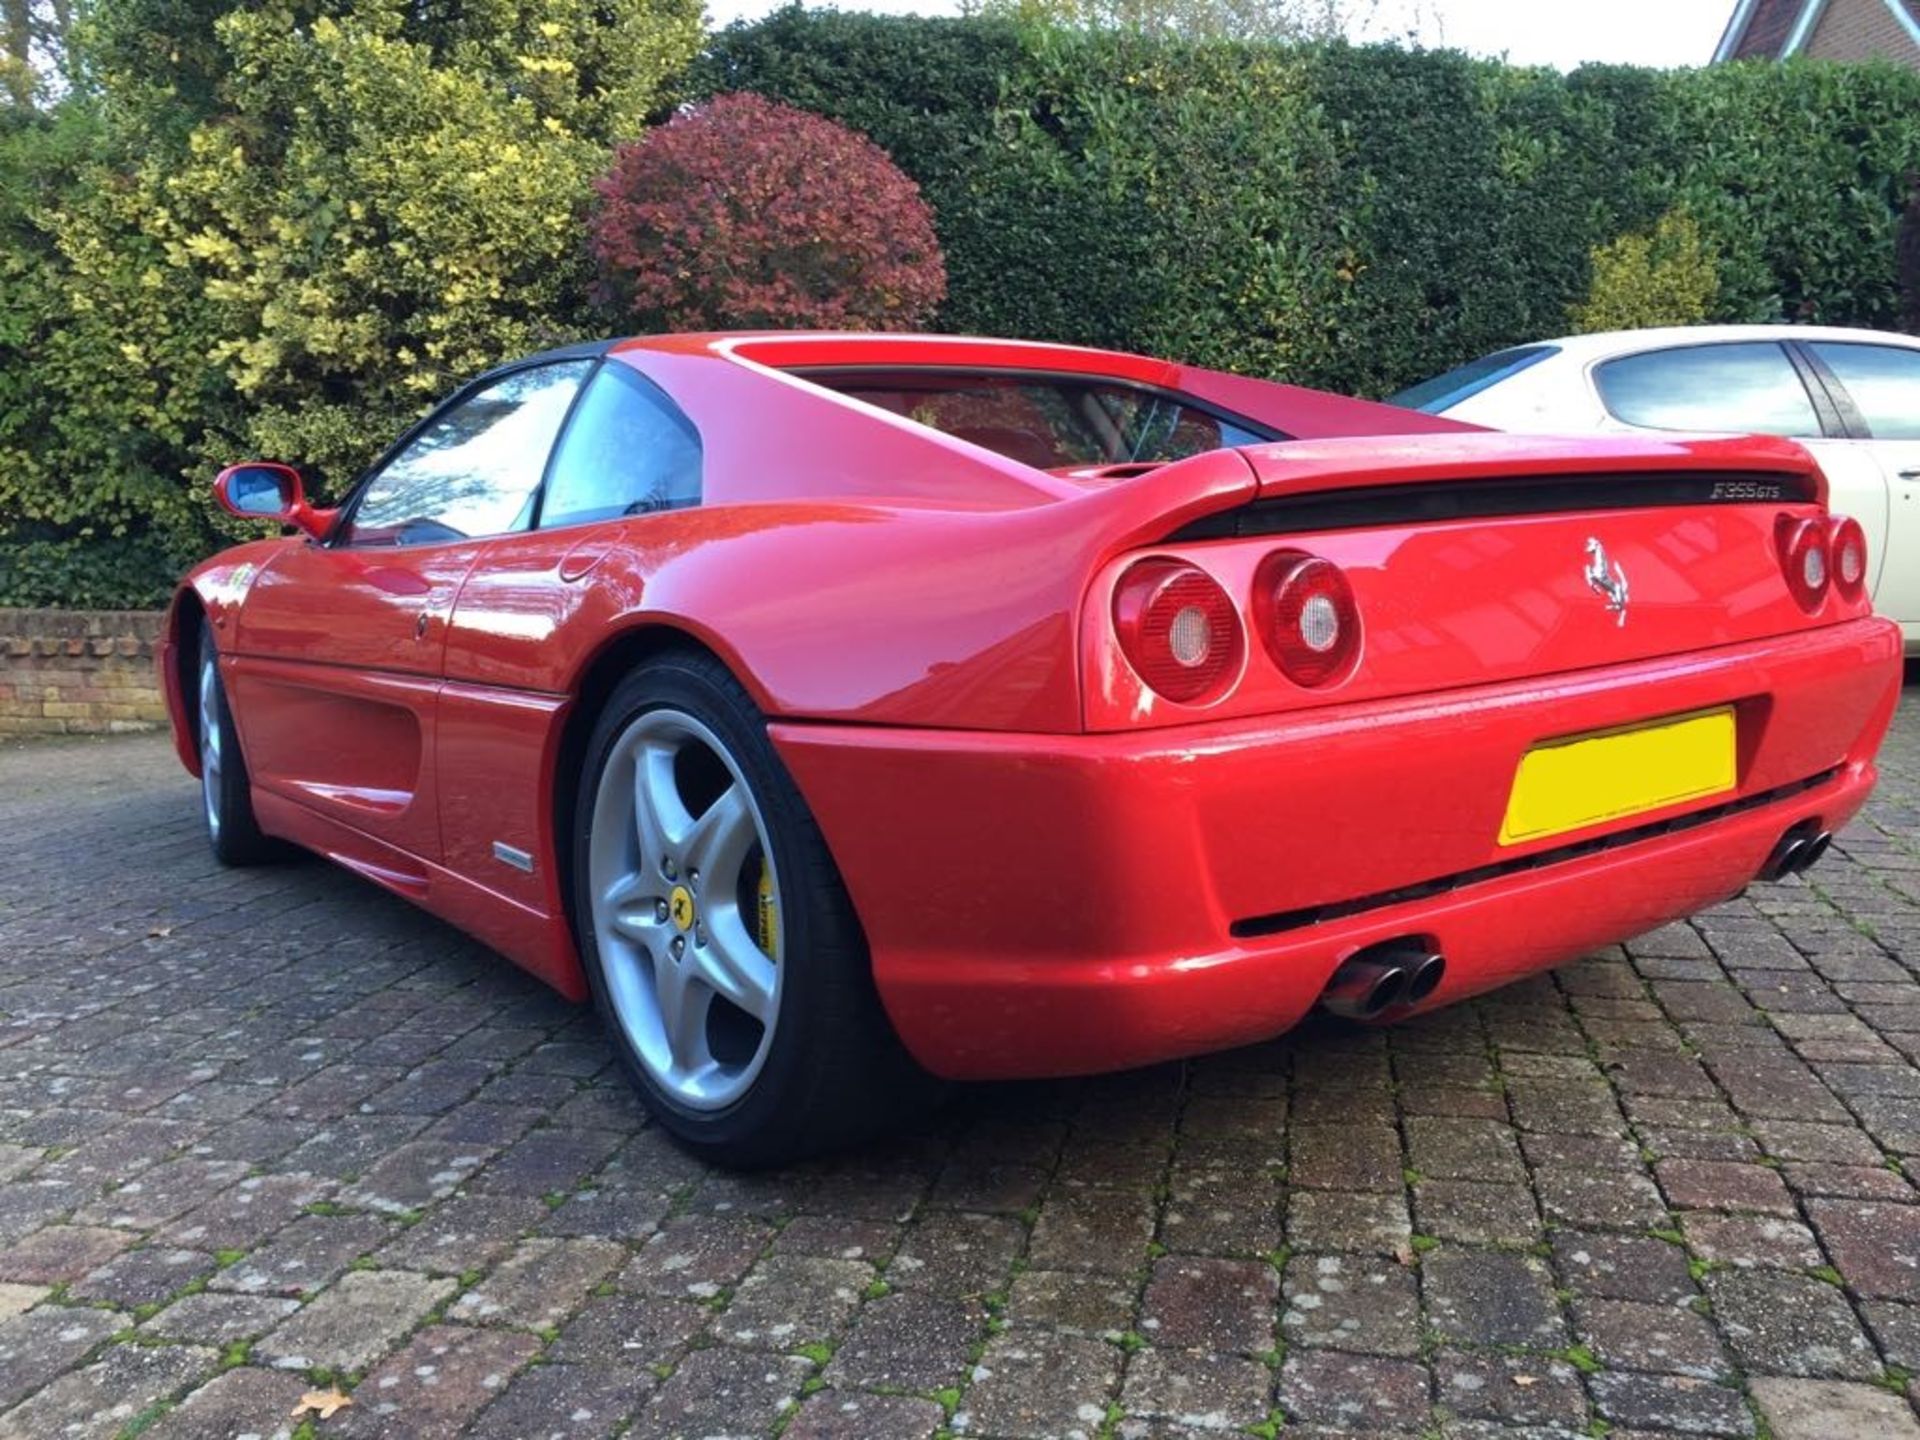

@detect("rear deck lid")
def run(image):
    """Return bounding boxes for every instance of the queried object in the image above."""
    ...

[1082,431,1865,730]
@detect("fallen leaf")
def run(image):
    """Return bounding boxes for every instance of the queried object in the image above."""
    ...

[1512,1374,1538,1387]
[293,1389,352,1420]
[146,925,173,938]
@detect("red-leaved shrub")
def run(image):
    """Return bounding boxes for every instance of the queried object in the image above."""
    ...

[590,93,947,332]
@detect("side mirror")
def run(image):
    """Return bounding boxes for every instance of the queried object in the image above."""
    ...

[214,462,335,541]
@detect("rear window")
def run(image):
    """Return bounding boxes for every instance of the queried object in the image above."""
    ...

[1594,342,1821,437]
[1389,345,1559,414]
[798,368,1276,469]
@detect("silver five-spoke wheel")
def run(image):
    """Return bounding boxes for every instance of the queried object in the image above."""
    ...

[199,652,224,840]
[587,707,782,1111]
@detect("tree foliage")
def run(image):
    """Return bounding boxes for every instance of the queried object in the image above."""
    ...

[695,15,1920,397]
[1571,209,1721,333]
[0,99,206,607]
[1900,174,1920,335]
[1,0,76,108]
[962,0,1437,45]
[10,10,1920,606]
[591,92,945,332]
[1,0,701,606]
[81,0,700,144]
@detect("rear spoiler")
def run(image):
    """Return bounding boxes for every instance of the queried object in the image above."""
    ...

[1174,469,1822,541]
[1066,430,1828,558]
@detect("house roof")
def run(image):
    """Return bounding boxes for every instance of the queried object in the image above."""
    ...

[1715,0,1920,59]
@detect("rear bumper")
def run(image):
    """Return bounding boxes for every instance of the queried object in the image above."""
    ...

[772,618,1904,1080]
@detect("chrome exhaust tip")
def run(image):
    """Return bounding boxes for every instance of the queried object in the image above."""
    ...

[1793,831,1833,874]
[1404,951,1447,1005]
[1758,832,1809,882]
[1320,957,1410,1020]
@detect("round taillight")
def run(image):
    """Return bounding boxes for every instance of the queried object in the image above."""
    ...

[1112,559,1243,705]
[1255,550,1362,687]
[1830,515,1869,600]
[1776,516,1832,612]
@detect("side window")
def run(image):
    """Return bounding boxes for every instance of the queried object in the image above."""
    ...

[1088,390,1266,462]
[539,363,702,528]
[1807,342,1920,441]
[1594,343,1822,438]
[341,361,592,546]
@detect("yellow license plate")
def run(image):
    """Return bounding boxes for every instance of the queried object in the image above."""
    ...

[1499,706,1737,846]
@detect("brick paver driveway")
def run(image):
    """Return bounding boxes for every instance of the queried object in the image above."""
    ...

[1,678,1918,1439]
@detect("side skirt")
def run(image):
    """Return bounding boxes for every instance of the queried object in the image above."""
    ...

[252,788,589,1001]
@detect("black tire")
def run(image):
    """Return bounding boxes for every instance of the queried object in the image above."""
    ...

[572,649,933,1166]
[196,629,281,867]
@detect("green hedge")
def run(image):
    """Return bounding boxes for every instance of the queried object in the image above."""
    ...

[1,0,702,611]
[7,9,1920,607]
[694,14,1920,398]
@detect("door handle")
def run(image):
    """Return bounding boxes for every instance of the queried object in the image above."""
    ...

[1898,469,1920,481]
[414,612,429,640]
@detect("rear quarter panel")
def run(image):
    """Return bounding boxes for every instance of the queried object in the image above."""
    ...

[444,441,1263,735]
[450,502,1085,732]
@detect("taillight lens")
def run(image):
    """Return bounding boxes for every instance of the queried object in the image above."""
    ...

[1829,515,1868,601]
[1255,550,1362,687]
[1776,516,1831,611]
[1112,559,1243,705]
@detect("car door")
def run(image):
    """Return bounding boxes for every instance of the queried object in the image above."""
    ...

[437,358,705,909]
[228,359,593,863]
[1587,339,1893,594]
[1798,339,1920,641]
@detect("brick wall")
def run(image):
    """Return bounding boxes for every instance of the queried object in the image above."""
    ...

[1728,0,1806,58]
[0,610,170,737]
[1807,0,1920,63]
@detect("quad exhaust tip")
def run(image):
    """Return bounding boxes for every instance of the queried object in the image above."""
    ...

[1759,825,1834,882]
[1321,942,1446,1020]
[1404,950,1447,1004]
[1759,835,1807,881]
[1798,832,1833,872]
[1320,956,1408,1020]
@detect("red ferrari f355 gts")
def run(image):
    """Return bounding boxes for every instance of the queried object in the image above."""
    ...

[161,332,1905,1163]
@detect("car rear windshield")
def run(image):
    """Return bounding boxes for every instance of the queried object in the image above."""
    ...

[795,368,1276,469]
[1389,345,1560,414]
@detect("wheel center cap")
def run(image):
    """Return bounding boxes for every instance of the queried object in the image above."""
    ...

[668,884,696,933]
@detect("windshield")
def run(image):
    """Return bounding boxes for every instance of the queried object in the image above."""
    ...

[800,368,1277,469]
[1389,345,1560,414]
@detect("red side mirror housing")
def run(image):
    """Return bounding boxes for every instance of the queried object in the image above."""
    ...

[213,462,336,542]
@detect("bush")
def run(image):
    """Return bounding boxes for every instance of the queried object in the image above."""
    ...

[695,16,1920,393]
[118,2,701,488]
[0,100,219,609]
[0,0,702,608]
[13,10,1920,606]
[1899,172,1920,334]
[1571,209,1721,333]
[590,93,945,331]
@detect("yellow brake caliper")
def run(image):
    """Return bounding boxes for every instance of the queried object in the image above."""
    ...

[755,859,779,961]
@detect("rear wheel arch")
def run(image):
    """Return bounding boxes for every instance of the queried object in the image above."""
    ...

[552,623,761,952]
[555,625,933,1162]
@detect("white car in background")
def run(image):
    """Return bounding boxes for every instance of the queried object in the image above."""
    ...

[1392,325,1920,653]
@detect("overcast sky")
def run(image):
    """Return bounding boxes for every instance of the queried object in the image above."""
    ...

[700,0,1739,70]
